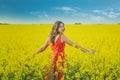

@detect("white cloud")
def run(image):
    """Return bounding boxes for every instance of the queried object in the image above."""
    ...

[55,6,76,12]
[92,9,120,19]
[92,9,107,15]
[0,17,28,24]
[52,6,120,24]
[92,10,101,13]
[1,7,119,24]
[30,11,40,15]
[90,16,107,23]
[108,11,120,18]
[43,11,49,18]
[56,7,120,24]
[71,13,109,24]
[30,11,49,18]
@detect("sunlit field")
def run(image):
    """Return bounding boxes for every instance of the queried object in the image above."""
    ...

[0,24,120,80]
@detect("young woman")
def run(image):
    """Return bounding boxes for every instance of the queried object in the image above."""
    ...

[26,20,95,80]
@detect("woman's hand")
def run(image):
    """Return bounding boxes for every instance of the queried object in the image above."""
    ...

[26,52,37,61]
[26,55,31,61]
[89,49,96,54]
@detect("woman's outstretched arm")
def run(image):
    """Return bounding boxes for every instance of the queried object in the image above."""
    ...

[33,38,49,54]
[61,35,95,54]
[26,37,49,61]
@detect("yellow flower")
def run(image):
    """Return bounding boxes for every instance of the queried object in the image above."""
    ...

[62,68,67,73]
[54,71,58,76]
[75,72,80,78]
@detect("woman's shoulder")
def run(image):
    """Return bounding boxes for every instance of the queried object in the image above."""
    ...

[61,34,66,39]
[61,34,71,43]
[60,34,66,43]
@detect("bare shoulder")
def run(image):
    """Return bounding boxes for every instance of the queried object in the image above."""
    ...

[61,34,65,39]
[61,34,74,46]
[61,34,68,39]
[61,34,67,42]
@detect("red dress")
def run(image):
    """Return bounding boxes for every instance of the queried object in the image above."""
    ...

[45,34,66,80]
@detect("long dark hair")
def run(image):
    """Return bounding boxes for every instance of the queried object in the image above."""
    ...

[49,20,64,45]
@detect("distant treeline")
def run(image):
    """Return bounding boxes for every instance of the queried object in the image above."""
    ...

[0,23,9,25]
[75,23,82,24]
[74,22,120,25]
[0,22,120,25]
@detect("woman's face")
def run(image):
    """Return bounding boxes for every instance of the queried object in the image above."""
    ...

[58,23,65,33]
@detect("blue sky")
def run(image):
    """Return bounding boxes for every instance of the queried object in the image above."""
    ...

[0,0,120,24]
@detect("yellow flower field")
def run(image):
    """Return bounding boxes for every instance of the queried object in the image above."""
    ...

[0,24,120,80]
